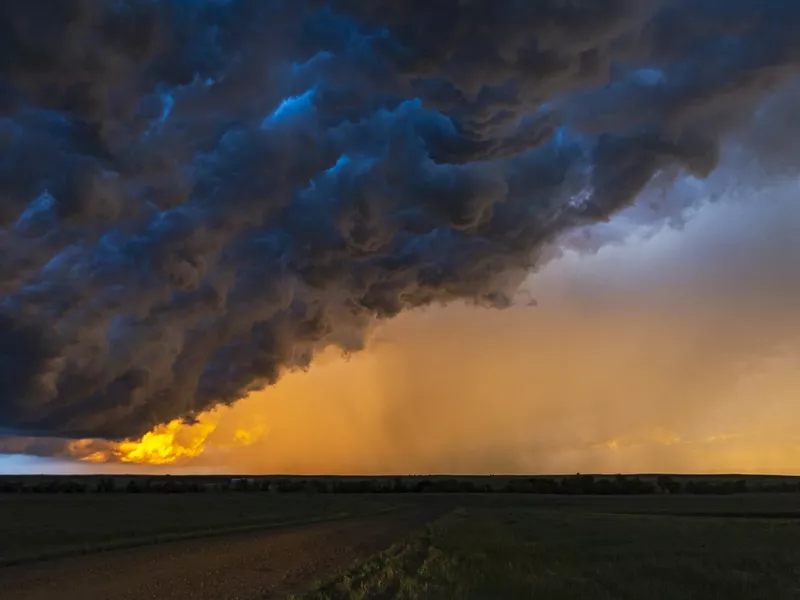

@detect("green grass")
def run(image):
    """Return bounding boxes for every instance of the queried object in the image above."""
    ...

[466,491,800,517]
[0,493,395,565]
[4,487,800,595]
[3,492,796,566]
[298,500,800,600]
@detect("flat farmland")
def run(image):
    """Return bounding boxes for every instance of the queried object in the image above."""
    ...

[0,506,443,600]
[301,498,800,600]
[0,493,397,565]
[3,490,800,565]
[2,489,800,599]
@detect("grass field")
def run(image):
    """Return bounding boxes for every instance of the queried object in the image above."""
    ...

[469,491,800,517]
[0,493,396,565]
[3,485,800,598]
[298,495,800,600]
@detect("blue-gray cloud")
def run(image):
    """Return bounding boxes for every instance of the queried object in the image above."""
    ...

[1,0,799,439]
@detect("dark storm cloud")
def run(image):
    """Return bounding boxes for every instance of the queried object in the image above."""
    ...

[0,435,75,459]
[1,0,799,440]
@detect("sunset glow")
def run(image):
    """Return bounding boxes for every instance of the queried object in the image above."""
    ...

[1,1,799,479]
[67,414,264,466]
[50,174,800,476]
[114,418,217,465]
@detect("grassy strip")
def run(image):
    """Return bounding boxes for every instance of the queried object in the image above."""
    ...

[291,510,456,600]
[0,506,401,568]
[296,507,800,600]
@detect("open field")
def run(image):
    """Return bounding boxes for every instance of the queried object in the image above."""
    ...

[2,484,800,565]
[467,491,800,517]
[0,493,397,565]
[2,481,800,598]
[0,507,443,600]
[300,503,800,600]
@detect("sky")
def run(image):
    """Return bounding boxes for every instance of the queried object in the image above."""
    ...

[1,1,799,474]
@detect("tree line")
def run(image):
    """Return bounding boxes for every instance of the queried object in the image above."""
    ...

[0,474,796,495]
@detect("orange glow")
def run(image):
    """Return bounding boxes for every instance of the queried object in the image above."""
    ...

[64,297,800,475]
[62,191,800,476]
[233,428,262,446]
[82,451,110,464]
[114,417,216,465]
[69,413,265,466]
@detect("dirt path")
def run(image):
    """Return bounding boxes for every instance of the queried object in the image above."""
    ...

[0,507,441,600]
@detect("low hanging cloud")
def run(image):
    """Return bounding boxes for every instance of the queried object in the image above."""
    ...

[1,0,800,441]
[176,158,800,476]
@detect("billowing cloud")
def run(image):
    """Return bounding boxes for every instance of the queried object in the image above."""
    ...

[1,0,800,441]
[3,126,799,474]
[170,152,800,476]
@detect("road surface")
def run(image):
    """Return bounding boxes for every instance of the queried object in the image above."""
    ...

[0,507,439,600]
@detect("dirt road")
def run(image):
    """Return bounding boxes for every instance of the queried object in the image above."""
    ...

[0,507,439,600]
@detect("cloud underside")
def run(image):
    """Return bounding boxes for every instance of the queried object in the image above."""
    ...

[0,0,799,442]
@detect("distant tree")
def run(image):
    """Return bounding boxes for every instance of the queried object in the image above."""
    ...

[613,475,656,495]
[459,480,477,493]
[656,475,681,494]
[412,479,433,493]
[43,480,60,493]
[59,480,84,493]
[305,479,329,493]
[593,478,617,495]
[502,479,535,494]
[94,477,117,493]
[276,479,307,493]
[528,478,557,494]
[391,477,408,493]
[559,476,583,495]
[0,481,21,493]
[429,479,474,493]
[685,480,720,494]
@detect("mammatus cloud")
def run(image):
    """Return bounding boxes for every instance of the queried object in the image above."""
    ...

[1,0,800,440]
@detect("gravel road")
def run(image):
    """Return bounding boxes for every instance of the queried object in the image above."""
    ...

[0,507,439,600]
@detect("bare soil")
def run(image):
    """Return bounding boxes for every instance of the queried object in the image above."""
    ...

[0,507,441,600]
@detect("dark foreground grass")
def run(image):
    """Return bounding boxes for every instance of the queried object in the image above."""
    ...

[471,491,800,517]
[298,503,800,600]
[3,491,800,581]
[0,493,395,565]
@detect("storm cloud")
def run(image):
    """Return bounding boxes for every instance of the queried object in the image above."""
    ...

[1,0,799,440]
